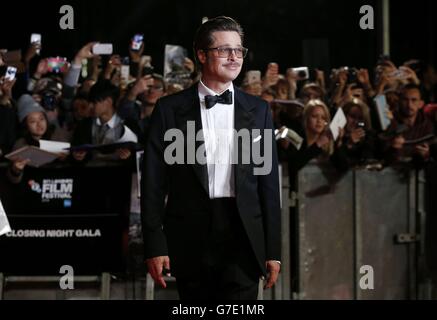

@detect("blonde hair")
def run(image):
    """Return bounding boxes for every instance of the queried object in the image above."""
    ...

[303,99,333,155]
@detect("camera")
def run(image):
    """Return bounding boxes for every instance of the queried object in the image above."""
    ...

[41,92,57,111]
[291,67,309,81]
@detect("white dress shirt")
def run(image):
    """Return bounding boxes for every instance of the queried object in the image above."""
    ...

[198,80,235,199]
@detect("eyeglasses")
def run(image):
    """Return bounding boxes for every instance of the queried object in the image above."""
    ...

[204,46,248,58]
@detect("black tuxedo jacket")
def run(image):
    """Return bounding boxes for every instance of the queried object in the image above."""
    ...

[141,84,281,277]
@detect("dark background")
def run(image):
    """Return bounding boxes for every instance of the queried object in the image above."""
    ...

[1,0,436,78]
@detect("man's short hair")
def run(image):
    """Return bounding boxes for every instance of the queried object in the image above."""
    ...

[88,79,120,107]
[400,83,422,98]
[193,16,244,64]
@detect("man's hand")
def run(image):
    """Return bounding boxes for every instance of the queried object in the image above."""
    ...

[392,135,405,150]
[127,75,154,101]
[357,68,370,87]
[34,59,49,80]
[400,66,420,85]
[72,151,87,161]
[24,42,41,65]
[129,43,144,63]
[264,260,280,289]
[415,143,430,160]
[262,62,279,89]
[73,42,97,66]
[104,55,122,80]
[146,256,171,289]
[116,148,131,160]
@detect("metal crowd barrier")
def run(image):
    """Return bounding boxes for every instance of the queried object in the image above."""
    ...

[275,161,434,300]
[1,159,435,300]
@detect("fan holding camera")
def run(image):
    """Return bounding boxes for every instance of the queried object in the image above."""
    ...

[341,98,380,165]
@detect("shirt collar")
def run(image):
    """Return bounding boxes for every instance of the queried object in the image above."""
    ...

[95,113,118,129]
[198,79,234,103]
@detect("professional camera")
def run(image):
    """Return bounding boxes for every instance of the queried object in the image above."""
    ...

[35,77,63,111]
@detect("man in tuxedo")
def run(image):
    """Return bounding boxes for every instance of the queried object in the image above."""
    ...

[141,16,281,300]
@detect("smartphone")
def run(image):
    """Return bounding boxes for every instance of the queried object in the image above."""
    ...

[246,70,261,84]
[5,66,17,81]
[30,33,42,55]
[131,34,144,51]
[291,67,309,81]
[47,57,69,73]
[92,43,113,55]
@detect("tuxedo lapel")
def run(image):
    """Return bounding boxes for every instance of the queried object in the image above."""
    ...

[175,85,209,196]
[233,88,256,196]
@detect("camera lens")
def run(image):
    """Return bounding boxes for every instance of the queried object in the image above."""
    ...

[42,93,56,110]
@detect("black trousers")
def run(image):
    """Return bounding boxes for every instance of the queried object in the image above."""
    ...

[175,198,261,300]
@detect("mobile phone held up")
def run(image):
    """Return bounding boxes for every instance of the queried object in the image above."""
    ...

[131,34,144,51]
[30,33,42,55]
[47,57,69,73]
[92,43,113,55]
[5,66,17,81]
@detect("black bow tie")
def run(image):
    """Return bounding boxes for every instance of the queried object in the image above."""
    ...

[204,89,233,109]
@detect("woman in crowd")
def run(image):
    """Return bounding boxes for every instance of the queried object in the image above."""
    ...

[283,99,348,178]
[6,94,65,183]
[340,98,381,165]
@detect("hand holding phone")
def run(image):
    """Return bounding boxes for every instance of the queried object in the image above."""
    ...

[5,66,17,81]
[131,34,144,51]
[47,57,69,73]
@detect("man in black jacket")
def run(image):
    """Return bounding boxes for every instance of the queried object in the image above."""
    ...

[141,16,281,300]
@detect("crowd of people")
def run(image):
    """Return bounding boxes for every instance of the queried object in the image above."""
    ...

[1,36,437,185]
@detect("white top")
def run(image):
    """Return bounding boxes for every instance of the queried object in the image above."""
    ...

[198,80,235,199]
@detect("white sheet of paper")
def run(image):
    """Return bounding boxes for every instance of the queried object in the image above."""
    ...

[329,107,347,141]
[374,94,391,131]
[39,140,71,154]
[0,198,11,236]
[136,151,144,199]
[117,126,138,143]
